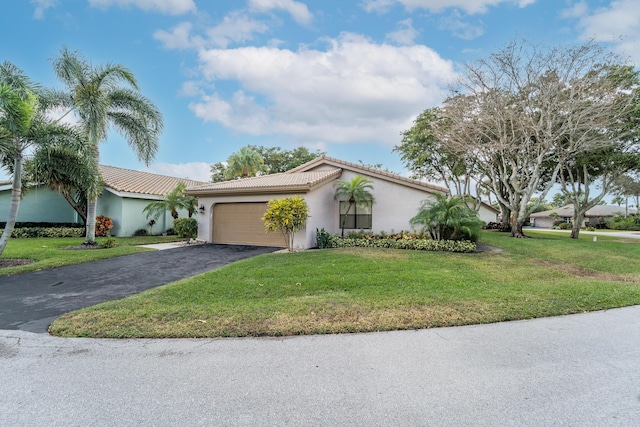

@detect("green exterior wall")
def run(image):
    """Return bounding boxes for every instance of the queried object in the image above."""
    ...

[0,186,80,223]
[0,186,190,237]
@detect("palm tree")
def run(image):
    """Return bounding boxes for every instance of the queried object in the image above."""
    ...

[333,175,375,237]
[143,182,193,221]
[26,140,101,226]
[0,62,80,256]
[224,146,264,179]
[49,47,163,245]
[410,194,484,241]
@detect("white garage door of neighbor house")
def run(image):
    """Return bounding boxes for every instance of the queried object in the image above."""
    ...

[212,203,285,247]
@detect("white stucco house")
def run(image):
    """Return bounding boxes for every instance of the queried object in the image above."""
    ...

[186,156,498,249]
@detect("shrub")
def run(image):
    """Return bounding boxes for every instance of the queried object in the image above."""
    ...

[316,228,332,249]
[262,196,310,251]
[321,234,476,253]
[95,215,113,237]
[174,218,198,239]
[165,228,176,236]
[99,237,117,248]
[133,228,149,236]
[556,222,572,230]
[0,227,84,238]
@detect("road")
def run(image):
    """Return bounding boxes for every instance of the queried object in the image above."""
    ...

[2,306,639,426]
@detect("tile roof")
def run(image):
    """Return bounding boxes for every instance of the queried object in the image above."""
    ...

[185,169,342,195]
[287,155,449,194]
[530,204,633,217]
[99,165,207,196]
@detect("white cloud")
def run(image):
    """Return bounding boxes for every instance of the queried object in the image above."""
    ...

[362,0,535,15]
[571,0,640,65]
[144,162,212,182]
[385,19,420,45]
[154,22,198,50]
[31,0,57,19]
[439,11,484,39]
[154,12,269,50]
[361,0,397,14]
[189,33,456,146]
[248,0,313,25]
[560,1,588,19]
[205,11,270,48]
[88,0,196,15]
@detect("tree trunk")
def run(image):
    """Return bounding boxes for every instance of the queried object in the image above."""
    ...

[62,192,87,223]
[340,201,353,237]
[85,199,97,244]
[570,213,584,239]
[0,157,23,256]
[509,212,526,238]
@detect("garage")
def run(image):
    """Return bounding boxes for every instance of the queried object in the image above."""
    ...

[212,202,285,247]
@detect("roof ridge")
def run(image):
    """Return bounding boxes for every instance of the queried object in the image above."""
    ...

[287,154,448,194]
[98,164,207,184]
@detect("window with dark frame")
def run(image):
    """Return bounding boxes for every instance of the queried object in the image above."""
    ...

[339,201,372,229]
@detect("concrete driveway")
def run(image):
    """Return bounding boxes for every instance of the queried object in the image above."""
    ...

[1,306,639,426]
[0,244,279,332]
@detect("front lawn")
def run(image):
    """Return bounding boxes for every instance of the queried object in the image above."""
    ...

[49,230,640,338]
[0,235,182,276]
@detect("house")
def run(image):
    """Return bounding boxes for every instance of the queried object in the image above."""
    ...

[529,204,632,228]
[0,165,206,236]
[186,155,498,249]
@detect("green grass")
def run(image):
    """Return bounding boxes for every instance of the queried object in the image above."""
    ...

[49,230,640,338]
[0,235,182,276]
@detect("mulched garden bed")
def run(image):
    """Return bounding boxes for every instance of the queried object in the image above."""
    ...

[0,259,35,268]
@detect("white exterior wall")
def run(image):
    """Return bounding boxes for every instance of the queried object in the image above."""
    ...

[336,170,438,235]
[477,204,499,224]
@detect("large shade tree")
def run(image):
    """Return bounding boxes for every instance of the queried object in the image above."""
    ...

[211,145,323,182]
[333,175,375,237]
[49,47,163,245]
[0,62,80,256]
[224,146,264,179]
[556,65,640,238]
[429,40,638,237]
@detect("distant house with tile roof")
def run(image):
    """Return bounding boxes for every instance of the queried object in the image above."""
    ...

[0,166,207,237]
[186,155,497,249]
[529,204,633,228]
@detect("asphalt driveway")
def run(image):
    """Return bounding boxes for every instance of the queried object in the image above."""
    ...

[0,244,279,333]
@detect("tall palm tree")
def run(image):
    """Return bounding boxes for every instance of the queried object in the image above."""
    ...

[49,47,163,245]
[143,182,194,221]
[224,146,264,179]
[410,194,484,241]
[0,62,80,256]
[333,175,375,237]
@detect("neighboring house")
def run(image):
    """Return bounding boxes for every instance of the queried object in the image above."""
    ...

[529,204,633,228]
[186,155,496,249]
[0,165,206,236]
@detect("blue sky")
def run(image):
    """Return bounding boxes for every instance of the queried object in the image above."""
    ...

[2,0,639,183]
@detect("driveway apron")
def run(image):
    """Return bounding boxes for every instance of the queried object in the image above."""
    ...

[0,244,279,333]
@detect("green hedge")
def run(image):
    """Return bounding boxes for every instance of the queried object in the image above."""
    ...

[323,235,476,253]
[0,227,84,238]
[0,222,83,229]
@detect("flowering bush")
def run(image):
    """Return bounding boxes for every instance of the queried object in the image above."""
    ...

[95,215,113,237]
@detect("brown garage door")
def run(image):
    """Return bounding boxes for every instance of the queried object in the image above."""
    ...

[212,203,285,247]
